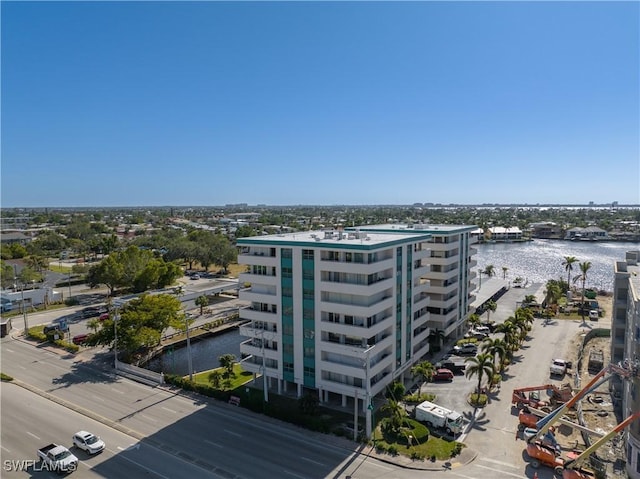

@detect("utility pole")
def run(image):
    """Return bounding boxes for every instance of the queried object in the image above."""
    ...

[113,307,119,370]
[185,314,193,382]
[20,283,28,334]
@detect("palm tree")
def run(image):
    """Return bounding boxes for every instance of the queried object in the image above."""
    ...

[502,266,508,280]
[577,261,592,323]
[562,256,578,291]
[411,361,435,393]
[485,300,497,323]
[465,353,495,394]
[482,337,509,373]
[544,280,562,307]
[381,398,406,433]
[467,313,482,329]
[495,320,519,352]
[428,329,445,351]
[483,265,496,278]
[195,295,209,315]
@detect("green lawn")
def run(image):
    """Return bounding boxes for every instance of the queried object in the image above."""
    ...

[192,364,253,390]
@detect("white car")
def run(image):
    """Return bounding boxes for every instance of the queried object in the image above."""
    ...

[589,309,599,320]
[72,431,105,454]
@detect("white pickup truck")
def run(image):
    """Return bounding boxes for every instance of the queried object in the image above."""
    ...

[37,444,78,474]
[550,358,571,376]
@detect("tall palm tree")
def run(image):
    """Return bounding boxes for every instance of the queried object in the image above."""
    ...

[465,353,495,394]
[495,320,519,351]
[411,361,435,394]
[544,280,562,307]
[467,313,482,329]
[485,300,497,323]
[562,256,578,291]
[502,266,508,280]
[481,337,508,372]
[577,261,592,323]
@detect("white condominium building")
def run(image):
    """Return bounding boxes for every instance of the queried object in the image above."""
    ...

[237,228,433,436]
[352,224,478,340]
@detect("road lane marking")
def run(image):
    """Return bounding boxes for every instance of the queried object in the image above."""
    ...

[92,395,105,402]
[476,463,525,478]
[283,470,306,479]
[5,348,14,353]
[26,431,40,440]
[224,429,242,438]
[110,387,125,394]
[114,449,170,479]
[204,440,223,448]
[140,413,157,423]
[1,445,11,453]
[481,457,520,469]
[301,456,325,466]
[161,406,176,414]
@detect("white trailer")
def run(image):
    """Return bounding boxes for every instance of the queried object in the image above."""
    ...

[415,400,464,434]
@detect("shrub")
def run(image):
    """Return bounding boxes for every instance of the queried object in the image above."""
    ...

[27,327,47,342]
[1,372,14,381]
[64,297,80,306]
[53,339,79,353]
[388,445,398,456]
[410,450,425,460]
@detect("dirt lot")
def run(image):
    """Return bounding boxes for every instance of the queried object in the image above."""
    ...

[555,294,627,475]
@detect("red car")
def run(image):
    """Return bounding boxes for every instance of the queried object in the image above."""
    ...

[99,313,109,321]
[72,334,89,345]
[432,368,454,381]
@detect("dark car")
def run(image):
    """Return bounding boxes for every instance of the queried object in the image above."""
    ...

[82,307,102,319]
[432,368,454,381]
[72,334,89,345]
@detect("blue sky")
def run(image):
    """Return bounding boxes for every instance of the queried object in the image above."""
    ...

[2,1,639,208]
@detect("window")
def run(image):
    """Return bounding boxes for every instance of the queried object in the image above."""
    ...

[302,249,314,260]
[282,267,292,278]
[303,308,314,320]
[304,366,315,377]
[303,269,314,280]
[303,288,314,300]
[284,362,294,373]
[283,343,293,355]
[282,249,292,259]
[304,346,315,358]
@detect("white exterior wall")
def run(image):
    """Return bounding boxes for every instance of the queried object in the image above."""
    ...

[237,229,433,405]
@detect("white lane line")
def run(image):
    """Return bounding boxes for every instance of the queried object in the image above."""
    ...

[224,429,242,438]
[481,457,520,469]
[110,387,125,394]
[283,470,306,479]
[92,395,105,402]
[109,447,170,479]
[161,406,176,414]
[204,440,223,448]
[26,431,40,440]
[1,445,11,453]
[301,456,325,466]
[17,365,27,370]
[476,463,526,478]
[5,348,14,353]
[139,414,157,423]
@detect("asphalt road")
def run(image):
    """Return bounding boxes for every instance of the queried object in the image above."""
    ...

[1,280,586,479]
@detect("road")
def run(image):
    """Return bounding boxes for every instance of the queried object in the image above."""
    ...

[1,280,585,479]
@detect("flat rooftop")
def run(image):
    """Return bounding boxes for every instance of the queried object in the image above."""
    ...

[237,229,432,248]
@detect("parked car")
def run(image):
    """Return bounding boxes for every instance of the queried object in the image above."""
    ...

[190,274,200,280]
[98,313,109,321]
[589,309,599,320]
[432,368,454,381]
[72,431,105,454]
[82,307,103,319]
[72,334,89,345]
[453,343,478,356]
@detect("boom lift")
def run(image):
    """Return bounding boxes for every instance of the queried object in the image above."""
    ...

[557,410,640,479]
[528,362,637,447]
[512,383,573,409]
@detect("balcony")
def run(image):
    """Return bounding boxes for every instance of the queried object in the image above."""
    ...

[239,323,278,338]
[240,289,278,304]
[320,276,393,296]
[239,272,278,286]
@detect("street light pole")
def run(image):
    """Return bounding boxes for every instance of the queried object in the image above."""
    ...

[185,314,193,382]
[20,283,28,334]
[113,307,119,370]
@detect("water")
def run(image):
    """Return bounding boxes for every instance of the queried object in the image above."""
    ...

[149,240,639,375]
[475,239,639,292]
[147,329,243,376]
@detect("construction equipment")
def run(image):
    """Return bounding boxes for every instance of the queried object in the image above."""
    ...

[556,410,640,479]
[512,383,573,409]
[528,361,638,447]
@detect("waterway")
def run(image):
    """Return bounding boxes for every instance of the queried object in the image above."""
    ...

[475,239,639,293]
[154,240,639,376]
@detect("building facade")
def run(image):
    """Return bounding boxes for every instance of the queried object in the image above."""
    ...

[237,228,436,436]
[611,250,640,479]
[352,224,477,340]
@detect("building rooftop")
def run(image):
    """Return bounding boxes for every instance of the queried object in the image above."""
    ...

[353,223,477,234]
[237,229,431,248]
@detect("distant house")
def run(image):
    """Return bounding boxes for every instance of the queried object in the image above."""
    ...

[564,226,608,241]
[487,226,523,242]
[0,231,32,246]
[529,221,563,239]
